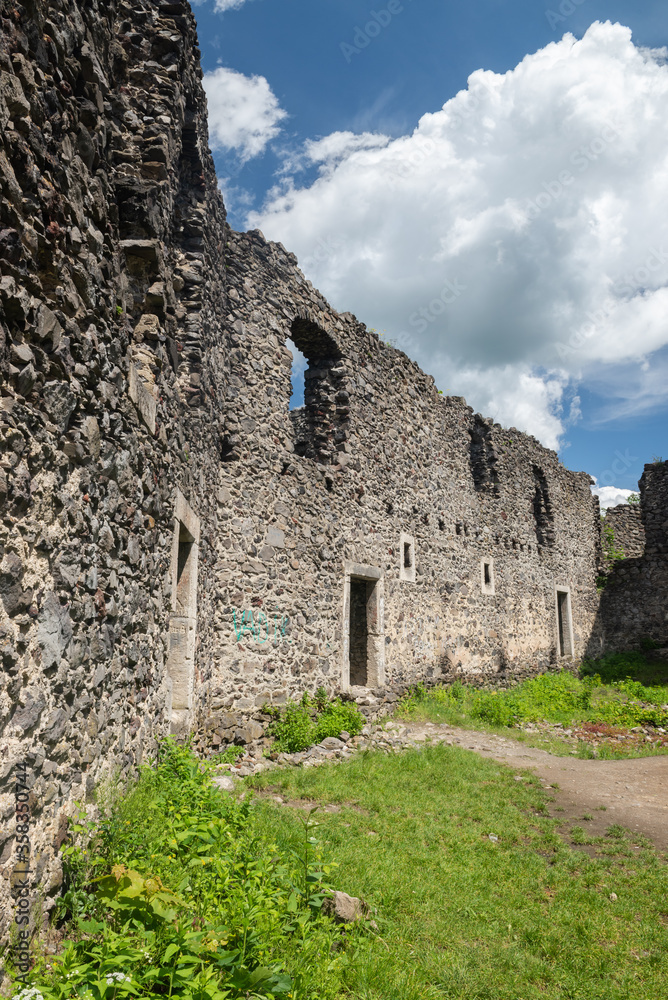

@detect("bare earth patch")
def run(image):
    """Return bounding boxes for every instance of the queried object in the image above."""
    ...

[413,722,668,853]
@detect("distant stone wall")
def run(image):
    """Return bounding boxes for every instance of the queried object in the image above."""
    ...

[202,228,602,729]
[603,503,644,560]
[599,464,668,650]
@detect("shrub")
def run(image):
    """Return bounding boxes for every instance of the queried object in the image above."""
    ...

[398,664,668,733]
[314,699,365,741]
[268,697,365,753]
[267,704,316,753]
[19,740,345,1000]
[212,744,245,764]
[581,651,656,683]
[470,690,517,727]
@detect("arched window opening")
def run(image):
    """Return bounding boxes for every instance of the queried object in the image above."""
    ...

[288,317,349,465]
[532,466,555,547]
[286,338,307,410]
[469,415,499,495]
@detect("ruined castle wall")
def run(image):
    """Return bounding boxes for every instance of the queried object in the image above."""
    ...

[599,464,668,650]
[603,503,645,560]
[204,228,602,726]
[0,0,229,941]
[0,0,608,950]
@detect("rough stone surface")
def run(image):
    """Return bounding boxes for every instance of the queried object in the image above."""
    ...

[603,503,645,562]
[0,0,228,945]
[0,0,663,953]
[322,890,372,925]
[600,464,668,649]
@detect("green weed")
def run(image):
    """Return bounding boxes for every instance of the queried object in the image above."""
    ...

[211,745,245,765]
[268,698,365,754]
[18,740,348,1000]
[398,655,668,751]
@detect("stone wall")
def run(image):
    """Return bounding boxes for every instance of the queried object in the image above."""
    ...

[603,503,644,561]
[202,227,602,728]
[0,0,611,955]
[599,464,668,650]
[0,0,230,946]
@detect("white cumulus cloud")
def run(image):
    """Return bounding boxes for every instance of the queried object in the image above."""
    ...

[214,0,250,10]
[204,66,287,162]
[250,21,668,449]
[592,485,637,511]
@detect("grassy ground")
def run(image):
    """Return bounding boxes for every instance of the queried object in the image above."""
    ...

[249,744,668,1000]
[19,741,347,1000]
[395,654,668,759]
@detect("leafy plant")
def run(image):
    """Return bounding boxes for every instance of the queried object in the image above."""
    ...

[267,697,365,753]
[314,687,328,712]
[601,521,625,562]
[21,740,346,1000]
[314,700,364,742]
[212,745,245,765]
[268,704,316,753]
[398,658,668,737]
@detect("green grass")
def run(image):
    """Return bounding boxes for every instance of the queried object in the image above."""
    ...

[395,656,668,759]
[21,741,348,1000]
[248,745,668,1000]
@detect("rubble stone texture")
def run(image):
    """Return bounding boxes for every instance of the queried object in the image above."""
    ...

[599,464,668,650]
[0,0,662,949]
[603,503,645,561]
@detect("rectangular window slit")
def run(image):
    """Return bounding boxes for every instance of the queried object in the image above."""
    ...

[556,589,572,657]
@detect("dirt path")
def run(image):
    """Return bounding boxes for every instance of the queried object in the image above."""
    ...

[407,722,668,853]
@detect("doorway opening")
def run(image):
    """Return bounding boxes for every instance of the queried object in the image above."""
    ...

[343,562,385,689]
[349,578,369,686]
[167,491,200,734]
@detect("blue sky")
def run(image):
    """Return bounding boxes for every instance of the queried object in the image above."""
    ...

[190,0,667,503]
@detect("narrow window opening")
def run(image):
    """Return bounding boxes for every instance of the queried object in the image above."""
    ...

[349,577,368,686]
[533,466,555,547]
[286,337,307,411]
[481,557,495,595]
[167,492,200,735]
[176,527,195,614]
[468,414,500,495]
[556,588,573,657]
[399,533,416,582]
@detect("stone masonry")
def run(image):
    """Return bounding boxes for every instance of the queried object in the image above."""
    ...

[0,0,662,952]
[603,502,645,561]
[0,0,231,946]
[598,463,668,650]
